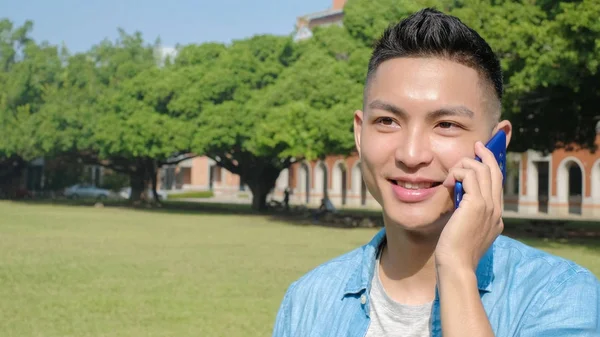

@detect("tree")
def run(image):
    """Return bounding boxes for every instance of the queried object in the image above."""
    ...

[173,42,227,67]
[169,33,361,211]
[449,0,600,153]
[500,0,600,153]
[35,29,194,202]
[344,0,600,153]
[0,19,63,193]
[91,65,194,202]
[344,0,453,47]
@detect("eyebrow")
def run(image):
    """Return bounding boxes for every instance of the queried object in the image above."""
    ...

[368,99,475,120]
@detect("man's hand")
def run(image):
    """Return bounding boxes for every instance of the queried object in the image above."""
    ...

[434,140,504,337]
[436,140,504,271]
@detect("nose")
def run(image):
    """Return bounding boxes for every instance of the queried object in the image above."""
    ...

[394,128,434,170]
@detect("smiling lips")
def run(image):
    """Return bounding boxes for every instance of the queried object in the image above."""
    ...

[389,178,442,202]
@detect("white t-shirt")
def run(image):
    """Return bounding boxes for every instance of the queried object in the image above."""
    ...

[365,248,433,337]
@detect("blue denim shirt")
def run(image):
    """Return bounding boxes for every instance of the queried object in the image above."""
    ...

[272,228,600,336]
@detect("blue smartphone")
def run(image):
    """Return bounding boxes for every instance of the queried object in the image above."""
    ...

[454,130,507,209]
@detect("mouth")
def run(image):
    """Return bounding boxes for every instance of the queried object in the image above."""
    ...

[388,179,442,190]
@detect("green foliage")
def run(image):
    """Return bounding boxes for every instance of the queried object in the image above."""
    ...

[162,32,363,209]
[344,0,600,152]
[1,0,598,206]
[92,68,192,160]
[247,46,361,159]
[344,0,454,46]
[99,172,130,192]
[0,18,64,192]
[174,42,227,67]
[450,0,600,152]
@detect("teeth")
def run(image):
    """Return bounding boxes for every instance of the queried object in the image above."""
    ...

[397,181,435,189]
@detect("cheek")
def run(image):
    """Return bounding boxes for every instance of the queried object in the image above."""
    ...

[431,137,474,169]
[361,129,396,163]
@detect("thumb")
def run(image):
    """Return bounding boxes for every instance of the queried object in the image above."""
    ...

[442,174,455,188]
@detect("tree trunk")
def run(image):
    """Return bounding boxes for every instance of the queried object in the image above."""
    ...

[129,171,146,203]
[128,159,160,204]
[246,167,281,212]
[150,160,160,203]
[211,155,290,212]
[0,156,26,198]
[249,183,270,211]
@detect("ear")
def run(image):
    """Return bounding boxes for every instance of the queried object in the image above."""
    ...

[494,120,513,149]
[354,110,364,158]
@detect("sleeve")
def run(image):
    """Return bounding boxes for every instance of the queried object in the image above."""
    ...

[271,284,295,337]
[520,269,600,337]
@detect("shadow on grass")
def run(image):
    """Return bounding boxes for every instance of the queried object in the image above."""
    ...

[5,198,317,223]
[8,198,254,214]
[7,198,600,248]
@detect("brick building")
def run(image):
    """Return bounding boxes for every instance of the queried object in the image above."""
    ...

[160,0,600,218]
[294,0,346,41]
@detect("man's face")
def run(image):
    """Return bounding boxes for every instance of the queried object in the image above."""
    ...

[354,57,511,232]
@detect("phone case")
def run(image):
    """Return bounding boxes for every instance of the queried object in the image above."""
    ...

[454,130,506,209]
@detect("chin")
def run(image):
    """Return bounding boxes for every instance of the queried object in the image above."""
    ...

[379,186,454,233]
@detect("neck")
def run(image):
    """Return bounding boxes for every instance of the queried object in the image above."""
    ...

[378,220,443,305]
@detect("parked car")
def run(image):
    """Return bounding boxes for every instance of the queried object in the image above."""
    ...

[64,184,112,200]
[118,187,168,201]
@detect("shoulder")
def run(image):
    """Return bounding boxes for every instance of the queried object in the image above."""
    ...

[493,235,599,301]
[279,228,384,308]
[494,235,593,275]
[493,236,599,332]
[272,243,372,336]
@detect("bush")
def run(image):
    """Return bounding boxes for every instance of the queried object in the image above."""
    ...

[100,172,129,192]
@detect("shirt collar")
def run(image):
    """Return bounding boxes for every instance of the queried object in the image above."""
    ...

[343,227,495,296]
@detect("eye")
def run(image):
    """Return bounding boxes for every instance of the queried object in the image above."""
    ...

[376,117,400,128]
[438,121,459,129]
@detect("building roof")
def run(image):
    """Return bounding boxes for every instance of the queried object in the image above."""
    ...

[299,8,343,23]
[294,4,345,41]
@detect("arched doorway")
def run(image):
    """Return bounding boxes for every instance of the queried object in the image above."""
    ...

[593,159,600,203]
[298,162,310,204]
[557,158,584,215]
[314,161,328,200]
[568,163,583,214]
[332,161,348,206]
[341,165,347,205]
[352,162,367,206]
[536,161,549,213]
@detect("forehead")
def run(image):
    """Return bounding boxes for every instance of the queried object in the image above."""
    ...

[366,57,489,118]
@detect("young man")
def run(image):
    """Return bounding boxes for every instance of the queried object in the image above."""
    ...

[272,8,599,337]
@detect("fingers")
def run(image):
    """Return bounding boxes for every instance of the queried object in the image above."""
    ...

[444,166,483,200]
[474,141,504,202]
[443,141,502,214]
[461,159,496,212]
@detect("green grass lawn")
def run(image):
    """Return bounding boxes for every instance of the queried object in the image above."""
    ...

[0,201,598,337]
[167,190,214,199]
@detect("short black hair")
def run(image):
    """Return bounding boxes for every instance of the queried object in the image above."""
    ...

[366,8,503,117]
